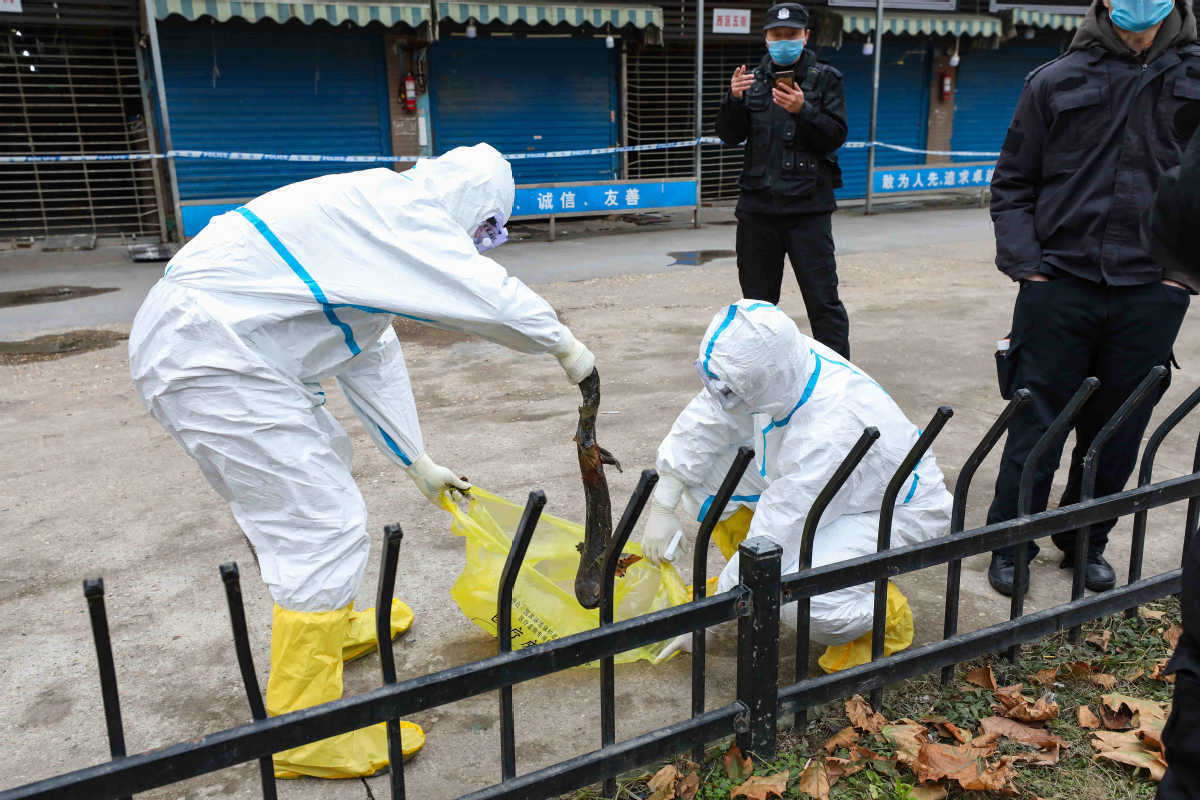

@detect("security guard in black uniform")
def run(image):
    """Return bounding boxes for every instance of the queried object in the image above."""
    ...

[716,2,850,357]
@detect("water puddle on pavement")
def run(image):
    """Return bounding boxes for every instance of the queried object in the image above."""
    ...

[666,249,735,266]
[0,330,127,364]
[0,286,118,309]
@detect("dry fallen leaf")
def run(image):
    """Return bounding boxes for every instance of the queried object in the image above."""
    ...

[979,716,1069,751]
[677,771,699,800]
[1140,608,1167,621]
[965,665,998,691]
[1086,629,1113,652]
[1101,693,1169,728]
[1124,667,1146,683]
[1033,667,1059,686]
[646,765,678,800]
[995,684,1059,722]
[723,745,753,782]
[1089,673,1118,691]
[960,757,1018,794]
[882,722,929,766]
[1065,661,1095,678]
[732,770,790,800]
[1138,721,1166,752]
[823,756,864,785]
[1078,705,1102,729]
[935,720,972,744]
[1091,731,1168,781]
[1151,657,1176,684]
[822,726,858,754]
[614,553,642,578]
[1165,624,1183,649]
[845,695,886,734]
[797,759,830,800]
[913,742,981,784]
[909,784,948,800]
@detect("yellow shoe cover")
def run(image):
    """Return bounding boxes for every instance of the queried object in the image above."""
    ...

[342,598,414,663]
[818,582,914,674]
[267,604,424,779]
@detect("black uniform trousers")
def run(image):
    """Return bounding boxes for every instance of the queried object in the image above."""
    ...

[735,209,850,358]
[989,276,1188,559]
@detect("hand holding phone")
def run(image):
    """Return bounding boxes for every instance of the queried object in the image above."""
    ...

[774,69,795,89]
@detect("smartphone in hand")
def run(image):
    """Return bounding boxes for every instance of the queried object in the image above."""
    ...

[774,70,795,89]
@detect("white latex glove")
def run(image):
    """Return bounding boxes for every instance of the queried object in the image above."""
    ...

[406,452,471,505]
[641,474,686,565]
[641,501,680,565]
[653,628,716,664]
[553,329,596,385]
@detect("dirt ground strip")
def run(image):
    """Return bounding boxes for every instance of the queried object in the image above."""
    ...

[2,235,1198,800]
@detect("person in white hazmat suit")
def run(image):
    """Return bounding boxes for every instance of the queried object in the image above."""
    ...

[128,143,597,779]
[641,300,952,670]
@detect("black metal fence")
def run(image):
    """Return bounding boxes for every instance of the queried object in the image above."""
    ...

[4,375,1200,800]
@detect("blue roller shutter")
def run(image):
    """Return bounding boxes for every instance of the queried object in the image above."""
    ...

[429,37,617,184]
[159,24,391,201]
[818,42,931,200]
[951,41,1063,161]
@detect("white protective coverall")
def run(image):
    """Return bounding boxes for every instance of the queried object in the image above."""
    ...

[129,143,587,777]
[656,300,952,645]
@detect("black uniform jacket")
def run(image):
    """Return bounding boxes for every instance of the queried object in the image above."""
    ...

[990,0,1200,283]
[716,48,847,215]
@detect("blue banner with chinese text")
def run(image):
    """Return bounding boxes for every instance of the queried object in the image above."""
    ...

[872,164,995,194]
[512,181,698,217]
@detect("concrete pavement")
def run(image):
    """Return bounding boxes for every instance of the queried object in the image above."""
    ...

[1,205,1196,799]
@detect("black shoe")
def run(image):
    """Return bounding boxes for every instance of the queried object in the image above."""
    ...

[1058,551,1116,592]
[988,553,1029,597]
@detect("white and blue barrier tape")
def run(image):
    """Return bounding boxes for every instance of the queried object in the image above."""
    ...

[0,138,1001,164]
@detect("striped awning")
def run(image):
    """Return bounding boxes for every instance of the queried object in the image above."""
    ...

[1012,7,1083,29]
[841,11,1002,37]
[153,0,430,26]
[436,2,662,29]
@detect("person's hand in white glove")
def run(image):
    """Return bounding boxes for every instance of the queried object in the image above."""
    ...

[641,474,686,565]
[653,628,717,663]
[553,328,596,385]
[406,452,471,505]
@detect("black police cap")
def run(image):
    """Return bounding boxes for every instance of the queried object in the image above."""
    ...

[764,2,810,30]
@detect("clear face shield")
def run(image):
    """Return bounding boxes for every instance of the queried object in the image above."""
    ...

[694,359,749,413]
[473,214,510,254]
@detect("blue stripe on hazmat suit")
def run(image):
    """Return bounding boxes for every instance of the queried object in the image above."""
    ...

[655,300,952,645]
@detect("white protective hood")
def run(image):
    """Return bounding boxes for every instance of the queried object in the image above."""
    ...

[658,300,953,644]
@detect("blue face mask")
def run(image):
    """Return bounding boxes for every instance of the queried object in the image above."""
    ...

[1109,0,1173,33]
[767,38,805,65]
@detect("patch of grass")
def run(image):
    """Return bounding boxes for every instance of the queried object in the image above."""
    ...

[564,599,1180,800]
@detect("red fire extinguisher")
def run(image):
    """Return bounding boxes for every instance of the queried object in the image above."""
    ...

[403,73,417,112]
[939,71,953,102]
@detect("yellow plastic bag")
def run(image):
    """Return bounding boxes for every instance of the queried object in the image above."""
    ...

[818,582,914,673]
[446,488,690,664]
[712,506,755,561]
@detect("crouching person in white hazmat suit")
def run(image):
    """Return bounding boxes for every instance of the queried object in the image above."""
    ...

[129,143,597,778]
[641,300,952,671]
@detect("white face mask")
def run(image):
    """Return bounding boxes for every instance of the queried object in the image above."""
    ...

[473,215,510,253]
[694,359,749,413]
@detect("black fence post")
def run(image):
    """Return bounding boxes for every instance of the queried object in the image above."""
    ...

[498,491,546,782]
[794,427,879,729]
[376,524,406,799]
[735,537,781,759]
[83,578,131,800]
[1126,385,1200,617]
[1185,434,1200,557]
[1068,367,1166,642]
[218,563,277,800]
[870,406,953,710]
[600,470,657,799]
[1008,377,1099,662]
[941,390,1031,684]
[691,446,754,762]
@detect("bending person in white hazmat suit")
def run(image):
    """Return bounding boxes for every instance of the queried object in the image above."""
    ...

[642,300,952,670]
[129,143,596,778]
